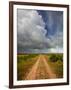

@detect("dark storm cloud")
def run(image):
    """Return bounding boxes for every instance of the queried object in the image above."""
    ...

[17,9,63,53]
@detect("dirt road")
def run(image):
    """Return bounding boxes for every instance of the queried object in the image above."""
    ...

[25,55,56,80]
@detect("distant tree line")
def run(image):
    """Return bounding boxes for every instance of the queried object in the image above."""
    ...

[49,54,63,62]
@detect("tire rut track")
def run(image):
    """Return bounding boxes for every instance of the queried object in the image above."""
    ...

[25,55,56,80]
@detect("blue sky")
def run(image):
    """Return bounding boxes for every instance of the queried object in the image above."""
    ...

[38,10,63,37]
[17,9,63,53]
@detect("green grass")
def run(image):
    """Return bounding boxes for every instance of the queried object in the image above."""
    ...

[17,53,63,80]
[47,54,63,78]
[17,54,38,80]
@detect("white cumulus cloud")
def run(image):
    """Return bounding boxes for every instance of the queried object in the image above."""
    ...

[17,9,63,53]
[17,9,53,53]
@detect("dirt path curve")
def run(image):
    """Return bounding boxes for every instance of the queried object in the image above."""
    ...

[25,55,56,80]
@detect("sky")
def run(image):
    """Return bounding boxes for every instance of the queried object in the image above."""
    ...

[17,9,63,53]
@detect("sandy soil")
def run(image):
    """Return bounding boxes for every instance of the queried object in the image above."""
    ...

[25,55,56,80]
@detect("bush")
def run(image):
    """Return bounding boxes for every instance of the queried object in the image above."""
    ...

[49,54,63,62]
[49,54,57,62]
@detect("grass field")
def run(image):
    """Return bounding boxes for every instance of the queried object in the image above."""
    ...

[46,54,63,78]
[17,54,38,80]
[17,53,63,80]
